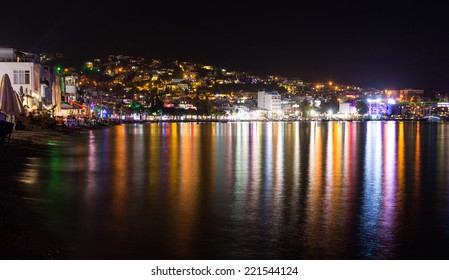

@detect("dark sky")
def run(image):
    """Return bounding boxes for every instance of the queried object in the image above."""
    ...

[1,1,448,90]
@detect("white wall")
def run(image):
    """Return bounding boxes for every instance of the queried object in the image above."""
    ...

[258,91,281,112]
[338,102,357,114]
[0,62,37,94]
[0,60,63,111]
[66,85,77,94]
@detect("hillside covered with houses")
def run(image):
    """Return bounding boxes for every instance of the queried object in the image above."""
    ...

[1,46,449,124]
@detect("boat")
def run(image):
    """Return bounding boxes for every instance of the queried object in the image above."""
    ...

[427,115,442,123]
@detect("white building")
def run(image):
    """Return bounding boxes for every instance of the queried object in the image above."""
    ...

[0,47,61,114]
[64,75,78,101]
[339,102,357,114]
[257,90,281,112]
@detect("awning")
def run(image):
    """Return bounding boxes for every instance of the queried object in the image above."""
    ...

[60,102,79,109]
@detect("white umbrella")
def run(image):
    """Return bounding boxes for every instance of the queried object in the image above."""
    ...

[0,73,24,123]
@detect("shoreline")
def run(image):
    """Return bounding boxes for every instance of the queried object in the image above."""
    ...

[0,127,86,260]
[122,117,447,124]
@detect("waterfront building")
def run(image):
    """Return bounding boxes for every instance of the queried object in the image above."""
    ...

[0,47,61,113]
[339,101,357,114]
[367,98,387,118]
[257,90,282,113]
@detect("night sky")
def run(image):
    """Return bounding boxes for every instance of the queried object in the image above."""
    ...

[1,1,448,90]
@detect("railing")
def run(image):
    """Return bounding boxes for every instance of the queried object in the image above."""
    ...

[0,57,40,63]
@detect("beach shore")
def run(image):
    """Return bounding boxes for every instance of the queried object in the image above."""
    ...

[0,127,84,259]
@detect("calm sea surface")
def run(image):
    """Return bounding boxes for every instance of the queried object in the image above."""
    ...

[17,121,449,259]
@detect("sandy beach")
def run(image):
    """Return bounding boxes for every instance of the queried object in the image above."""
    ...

[0,127,85,259]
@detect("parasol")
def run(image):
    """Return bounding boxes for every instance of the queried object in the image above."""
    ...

[0,73,24,123]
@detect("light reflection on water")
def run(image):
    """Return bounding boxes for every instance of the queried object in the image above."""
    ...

[17,121,449,259]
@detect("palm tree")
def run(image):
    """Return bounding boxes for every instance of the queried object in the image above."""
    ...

[355,100,368,115]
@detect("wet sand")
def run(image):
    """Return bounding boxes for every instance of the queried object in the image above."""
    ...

[0,128,85,259]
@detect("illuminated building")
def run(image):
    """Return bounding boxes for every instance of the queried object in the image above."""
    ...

[339,101,357,114]
[257,90,282,113]
[0,47,61,113]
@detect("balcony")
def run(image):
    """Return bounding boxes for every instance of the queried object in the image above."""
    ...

[0,57,40,63]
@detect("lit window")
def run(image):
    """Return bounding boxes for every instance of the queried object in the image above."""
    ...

[13,70,30,84]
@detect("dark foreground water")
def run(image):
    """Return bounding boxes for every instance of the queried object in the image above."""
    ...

[17,121,449,259]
